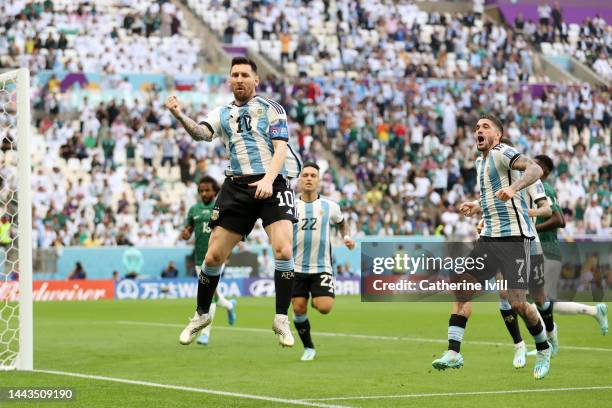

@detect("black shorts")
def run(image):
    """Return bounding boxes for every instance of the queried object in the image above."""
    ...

[209,174,298,236]
[529,254,545,290]
[463,236,532,290]
[292,273,336,299]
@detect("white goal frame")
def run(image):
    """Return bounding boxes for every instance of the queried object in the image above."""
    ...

[0,68,32,371]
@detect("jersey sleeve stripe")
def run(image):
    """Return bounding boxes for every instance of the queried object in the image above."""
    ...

[266,98,286,115]
[199,121,215,135]
[508,153,521,168]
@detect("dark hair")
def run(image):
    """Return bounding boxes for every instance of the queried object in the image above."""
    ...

[500,137,513,146]
[302,161,320,171]
[231,57,258,74]
[477,114,504,137]
[198,176,220,193]
[534,154,554,173]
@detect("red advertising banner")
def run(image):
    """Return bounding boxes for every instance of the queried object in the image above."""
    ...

[0,280,115,302]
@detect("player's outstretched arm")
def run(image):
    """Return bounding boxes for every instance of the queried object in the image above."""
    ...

[165,96,213,141]
[496,156,543,201]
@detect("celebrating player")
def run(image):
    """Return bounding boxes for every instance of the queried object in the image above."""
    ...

[291,162,355,361]
[167,57,302,347]
[432,114,552,379]
[485,139,556,367]
[180,177,237,346]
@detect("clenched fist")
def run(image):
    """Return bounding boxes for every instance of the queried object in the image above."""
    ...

[459,201,479,217]
[165,95,182,116]
[495,187,516,202]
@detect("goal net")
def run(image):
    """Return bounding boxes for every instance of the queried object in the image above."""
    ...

[0,68,32,371]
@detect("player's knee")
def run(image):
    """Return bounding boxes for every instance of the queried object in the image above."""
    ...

[313,300,333,314]
[292,303,307,315]
[272,245,292,261]
[533,294,546,306]
[204,251,224,267]
[316,305,332,314]
[510,300,526,314]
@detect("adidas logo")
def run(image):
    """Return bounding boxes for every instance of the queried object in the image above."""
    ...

[286,209,293,215]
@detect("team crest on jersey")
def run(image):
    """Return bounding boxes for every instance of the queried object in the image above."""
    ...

[503,148,518,160]
[211,210,219,220]
[202,209,211,217]
[256,107,264,116]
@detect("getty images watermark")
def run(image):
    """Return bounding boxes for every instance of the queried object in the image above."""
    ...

[360,240,611,302]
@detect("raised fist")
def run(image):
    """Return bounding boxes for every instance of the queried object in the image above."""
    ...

[165,95,181,116]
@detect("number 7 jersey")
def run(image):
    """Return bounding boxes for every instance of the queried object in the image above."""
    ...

[293,195,344,274]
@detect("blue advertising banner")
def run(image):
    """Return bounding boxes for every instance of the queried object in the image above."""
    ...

[115,278,244,300]
[113,276,360,300]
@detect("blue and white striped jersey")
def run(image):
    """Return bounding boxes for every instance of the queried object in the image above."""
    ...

[475,143,536,239]
[200,95,302,178]
[525,179,548,254]
[293,196,343,274]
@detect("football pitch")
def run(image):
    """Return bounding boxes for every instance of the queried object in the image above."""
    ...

[2,296,611,407]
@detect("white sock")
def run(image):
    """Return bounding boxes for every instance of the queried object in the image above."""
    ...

[201,303,216,337]
[215,290,233,310]
[554,302,597,316]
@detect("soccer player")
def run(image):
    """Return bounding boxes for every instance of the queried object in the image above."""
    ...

[167,57,302,347]
[180,177,237,346]
[432,114,552,380]
[291,162,355,361]
[492,139,557,368]
[532,155,608,335]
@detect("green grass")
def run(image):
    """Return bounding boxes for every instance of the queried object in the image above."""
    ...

[1,297,611,407]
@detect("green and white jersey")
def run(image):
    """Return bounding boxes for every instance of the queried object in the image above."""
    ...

[185,201,215,266]
[536,182,563,261]
[525,179,547,255]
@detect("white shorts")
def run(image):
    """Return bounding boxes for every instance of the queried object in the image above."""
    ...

[544,258,562,301]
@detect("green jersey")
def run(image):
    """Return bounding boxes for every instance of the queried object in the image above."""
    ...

[185,201,215,266]
[536,181,562,261]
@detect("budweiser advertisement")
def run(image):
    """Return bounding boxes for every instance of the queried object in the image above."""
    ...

[0,280,115,302]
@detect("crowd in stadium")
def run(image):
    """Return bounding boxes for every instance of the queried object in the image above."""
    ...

[513,4,611,81]
[199,0,538,82]
[0,0,610,254]
[0,0,200,76]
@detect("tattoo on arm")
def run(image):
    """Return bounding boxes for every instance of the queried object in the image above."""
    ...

[177,113,213,141]
[509,155,543,192]
[532,198,552,218]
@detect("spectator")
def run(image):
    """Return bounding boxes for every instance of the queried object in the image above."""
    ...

[161,261,179,279]
[68,262,87,280]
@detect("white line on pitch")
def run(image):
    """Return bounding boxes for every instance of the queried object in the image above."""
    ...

[33,369,351,408]
[300,385,612,401]
[116,320,612,353]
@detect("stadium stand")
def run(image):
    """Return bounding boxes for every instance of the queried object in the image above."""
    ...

[0,0,609,254]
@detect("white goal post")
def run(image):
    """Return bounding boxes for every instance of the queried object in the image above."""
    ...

[0,68,32,371]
